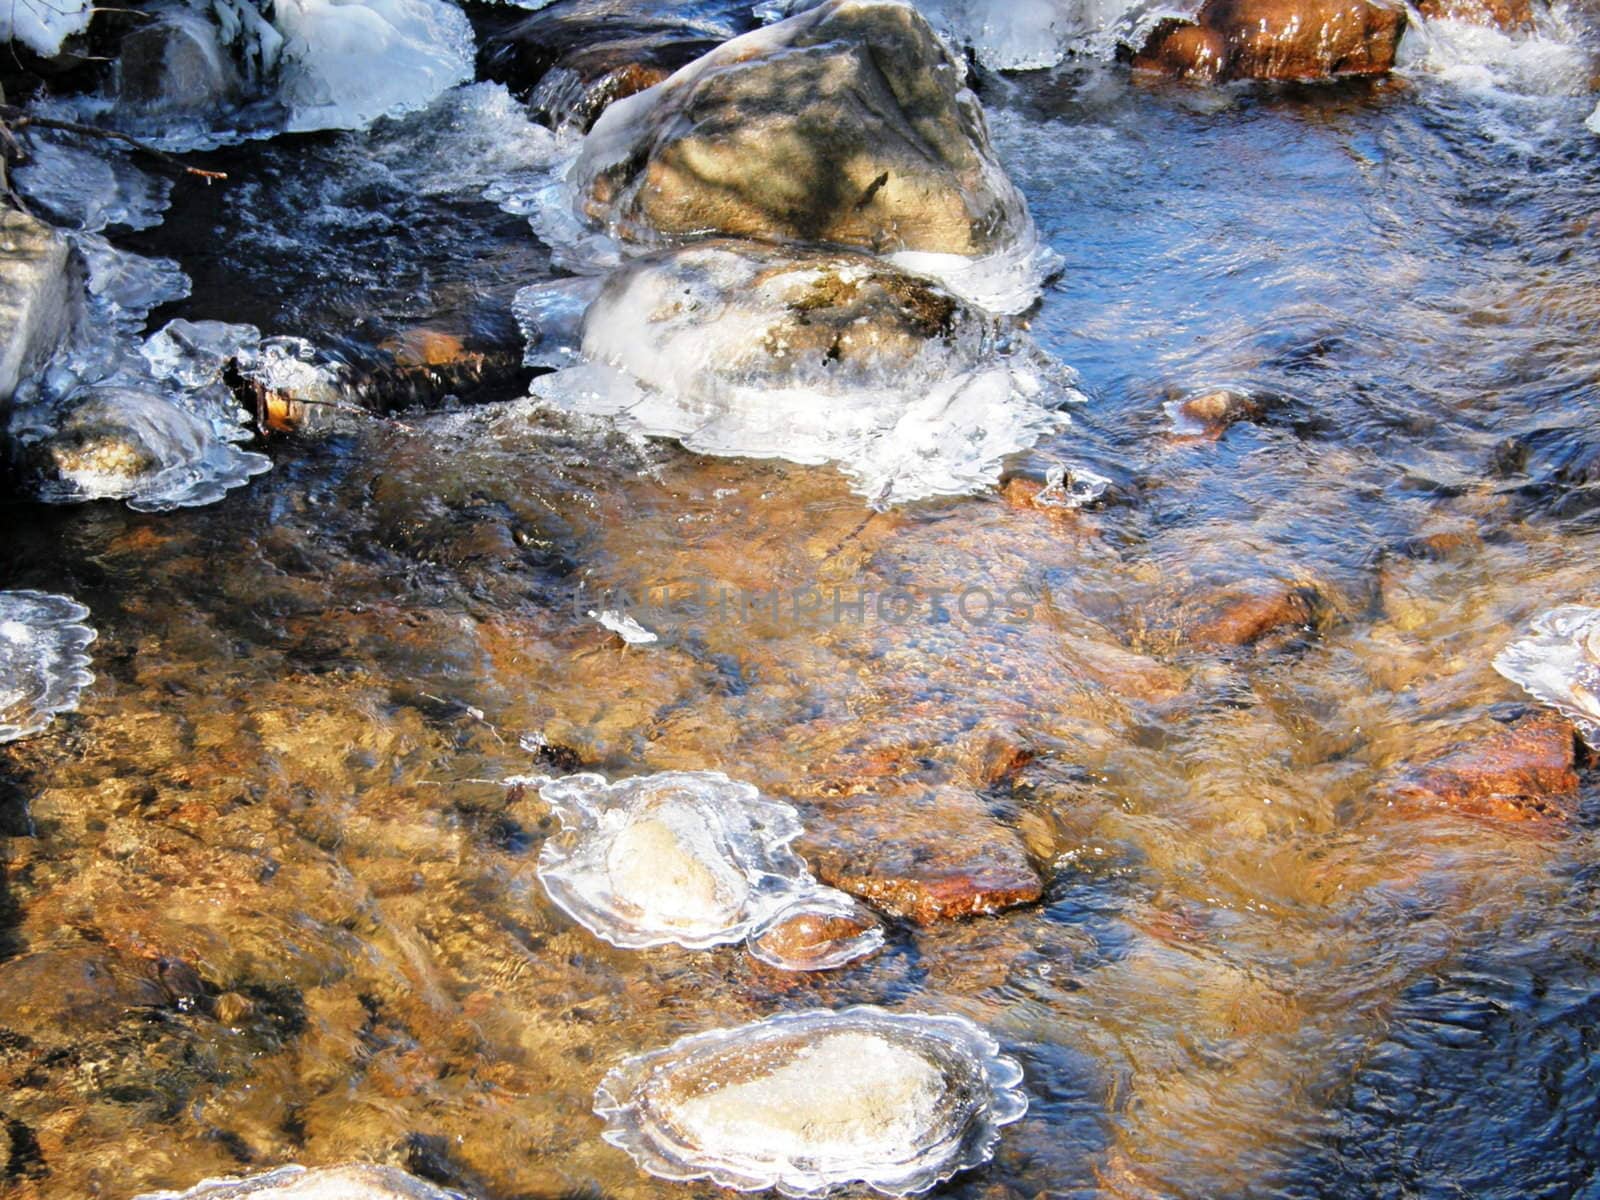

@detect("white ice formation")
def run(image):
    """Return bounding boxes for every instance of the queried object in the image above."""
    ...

[594,1006,1028,1197]
[0,592,96,744]
[536,771,878,970]
[1493,606,1600,745]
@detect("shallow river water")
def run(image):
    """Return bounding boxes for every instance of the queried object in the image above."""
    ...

[3,5,1600,1199]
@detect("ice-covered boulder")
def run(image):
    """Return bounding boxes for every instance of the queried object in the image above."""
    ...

[519,240,1071,504]
[0,212,81,407]
[1494,606,1600,745]
[571,0,1056,314]
[1134,0,1407,80]
[117,9,241,112]
[595,1007,1027,1197]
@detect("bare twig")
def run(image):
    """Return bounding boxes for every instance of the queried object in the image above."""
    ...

[0,103,227,181]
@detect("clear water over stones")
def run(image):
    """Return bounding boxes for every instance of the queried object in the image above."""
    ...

[594,1006,1027,1197]
[0,591,96,744]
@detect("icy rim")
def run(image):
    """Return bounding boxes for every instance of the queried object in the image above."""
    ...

[535,770,817,950]
[1492,605,1600,745]
[593,1006,1029,1199]
[0,591,97,744]
[746,891,887,970]
[129,1163,466,1199]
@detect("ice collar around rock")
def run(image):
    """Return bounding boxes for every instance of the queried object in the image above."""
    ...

[594,1006,1028,1198]
[0,591,96,744]
[130,1164,466,1200]
[535,770,883,969]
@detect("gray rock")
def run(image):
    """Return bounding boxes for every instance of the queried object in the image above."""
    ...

[116,9,239,112]
[0,210,79,406]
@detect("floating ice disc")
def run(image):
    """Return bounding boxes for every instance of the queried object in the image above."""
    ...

[0,591,96,743]
[747,891,886,971]
[131,1164,464,1199]
[1493,605,1600,744]
[537,771,818,950]
[595,1007,1028,1198]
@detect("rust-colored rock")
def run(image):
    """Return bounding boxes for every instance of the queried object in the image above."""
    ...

[1182,581,1323,647]
[1168,389,1263,439]
[1416,0,1534,29]
[805,789,1044,924]
[530,35,724,132]
[1135,0,1407,82]
[1383,714,1583,821]
[750,908,879,962]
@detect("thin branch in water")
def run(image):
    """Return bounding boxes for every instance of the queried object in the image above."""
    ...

[0,103,227,181]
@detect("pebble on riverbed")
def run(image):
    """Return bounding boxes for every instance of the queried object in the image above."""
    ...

[594,1007,1027,1198]
[1380,713,1585,822]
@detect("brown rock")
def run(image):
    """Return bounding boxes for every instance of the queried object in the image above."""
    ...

[1135,0,1407,82]
[530,35,724,132]
[1383,714,1583,821]
[1168,389,1263,439]
[1415,0,1534,29]
[749,906,880,966]
[805,789,1044,923]
[1182,581,1323,647]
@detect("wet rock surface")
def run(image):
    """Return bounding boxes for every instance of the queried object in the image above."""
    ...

[1135,0,1407,81]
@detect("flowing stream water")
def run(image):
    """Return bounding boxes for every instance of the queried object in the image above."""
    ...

[2,3,1600,1198]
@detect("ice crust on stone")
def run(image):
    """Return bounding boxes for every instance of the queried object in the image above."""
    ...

[747,891,886,971]
[5,238,269,512]
[1589,100,1600,134]
[0,0,91,56]
[1493,606,1600,745]
[0,592,96,744]
[590,609,660,646]
[13,139,174,234]
[594,1006,1028,1198]
[1032,464,1111,509]
[521,242,1075,506]
[537,771,824,950]
[131,1164,465,1200]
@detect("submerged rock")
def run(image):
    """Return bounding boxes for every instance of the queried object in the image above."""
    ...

[0,211,81,406]
[1134,0,1406,81]
[1165,388,1263,439]
[522,240,1070,504]
[570,0,1057,313]
[0,591,95,743]
[132,1164,464,1199]
[806,789,1044,924]
[537,770,819,950]
[1381,713,1582,822]
[1494,606,1600,744]
[1414,0,1533,28]
[594,1007,1026,1198]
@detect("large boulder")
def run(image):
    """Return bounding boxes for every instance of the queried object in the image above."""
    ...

[116,9,239,111]
[1134,0,1407,82]
[571,0,1053,313]
[0,210,79,406]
